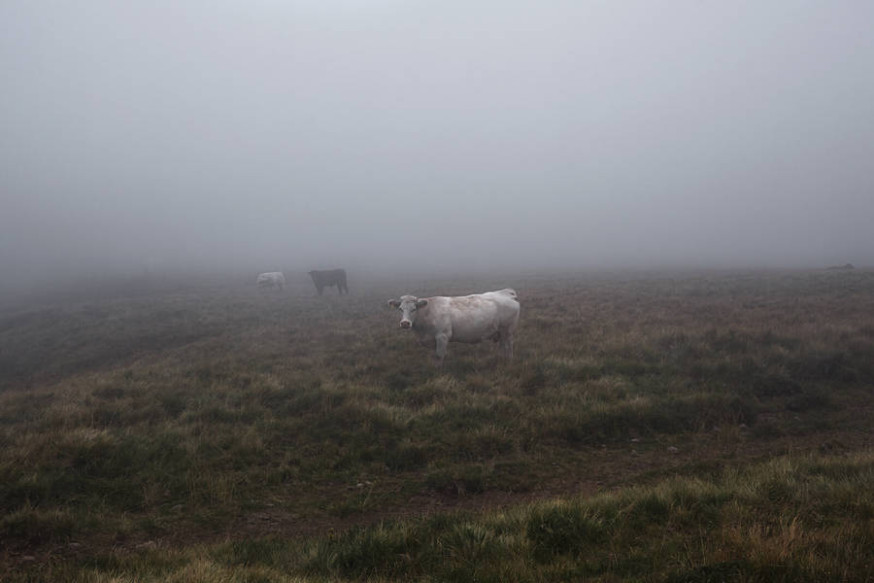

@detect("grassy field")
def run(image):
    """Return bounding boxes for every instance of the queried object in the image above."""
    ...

[1,269,873,581]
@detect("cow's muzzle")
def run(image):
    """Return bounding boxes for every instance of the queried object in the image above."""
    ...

[400,320,412,329]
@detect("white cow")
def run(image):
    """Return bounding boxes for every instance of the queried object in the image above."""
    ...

[387,288,520,365]
[256,272,286,290]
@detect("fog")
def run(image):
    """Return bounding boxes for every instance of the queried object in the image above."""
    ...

[2,1,873,294]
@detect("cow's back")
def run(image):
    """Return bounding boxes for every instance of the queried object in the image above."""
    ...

[429,291,517,343]
[311,269,345,284]
[481,288,517,302]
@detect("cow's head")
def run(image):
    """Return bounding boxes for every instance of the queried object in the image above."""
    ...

[387,295,428,329]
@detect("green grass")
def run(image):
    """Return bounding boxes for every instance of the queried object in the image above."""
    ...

[2,269,874,580]
[8,452,874,581]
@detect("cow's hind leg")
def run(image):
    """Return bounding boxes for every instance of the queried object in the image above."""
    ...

[503,336,514,359]
[499,329,515,359]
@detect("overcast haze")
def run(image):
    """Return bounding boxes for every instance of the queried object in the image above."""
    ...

[2,1,873,291]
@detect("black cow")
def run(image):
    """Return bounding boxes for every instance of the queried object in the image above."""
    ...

[308,269,348,295]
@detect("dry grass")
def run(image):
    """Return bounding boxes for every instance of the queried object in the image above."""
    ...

[2,268,874,580]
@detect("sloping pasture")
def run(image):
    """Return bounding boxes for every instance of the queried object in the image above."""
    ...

[2,269,873,580]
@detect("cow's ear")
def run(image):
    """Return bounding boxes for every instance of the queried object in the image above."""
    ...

[416,299,428,308]
[387,299,401,308]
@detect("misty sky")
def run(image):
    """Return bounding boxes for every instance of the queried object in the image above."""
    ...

[2,1,873,285]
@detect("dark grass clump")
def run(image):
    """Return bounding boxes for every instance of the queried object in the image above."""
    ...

[305,522,419,580]
[526,504,607,562]
[1,432,191,513]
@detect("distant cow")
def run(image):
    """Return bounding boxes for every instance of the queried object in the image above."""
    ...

[256,272,286,290]
[387,288,520,365]
[308,269,348,295]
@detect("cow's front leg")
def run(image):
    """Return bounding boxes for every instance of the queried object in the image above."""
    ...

[434,333,450,366]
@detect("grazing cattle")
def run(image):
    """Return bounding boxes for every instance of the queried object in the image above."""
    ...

[308,269,348,295]
[387,288,520,365]
[256,272,286,290]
